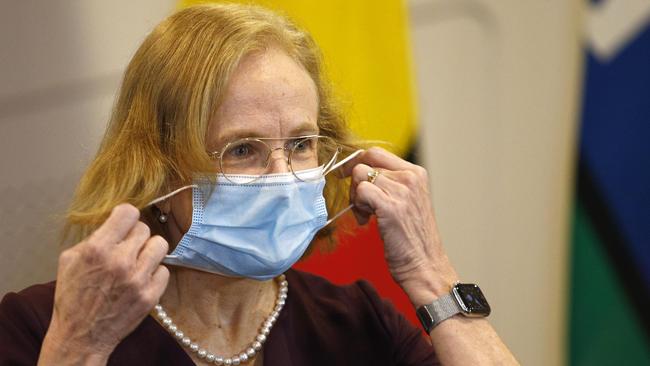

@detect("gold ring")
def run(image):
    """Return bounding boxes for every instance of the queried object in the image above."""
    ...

[367,169,380,184]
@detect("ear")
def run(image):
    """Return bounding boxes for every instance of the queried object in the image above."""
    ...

[155,200,171,215]
[153,199,172,225]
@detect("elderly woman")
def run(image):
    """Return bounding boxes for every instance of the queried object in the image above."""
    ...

[0,4,517,366]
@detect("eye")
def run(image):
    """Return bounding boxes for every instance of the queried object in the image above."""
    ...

[227,143,254,158]
[291,138,313,152]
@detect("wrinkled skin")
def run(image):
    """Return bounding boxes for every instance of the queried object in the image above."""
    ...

[342,147,459,306]
[41,205,169,363]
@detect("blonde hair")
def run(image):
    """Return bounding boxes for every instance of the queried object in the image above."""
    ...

[64,3,357,251]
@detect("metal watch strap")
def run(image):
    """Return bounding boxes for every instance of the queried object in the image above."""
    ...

[416,293,462,334]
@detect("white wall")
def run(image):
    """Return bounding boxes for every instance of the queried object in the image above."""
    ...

[409,0,583,365]
[0,1,175,295]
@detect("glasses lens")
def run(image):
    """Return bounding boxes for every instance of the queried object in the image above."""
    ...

[217,135,342,184]
[220,139,270,183]
[291,136,339,181]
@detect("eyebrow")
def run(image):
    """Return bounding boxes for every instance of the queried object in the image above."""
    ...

[214,122,319,150]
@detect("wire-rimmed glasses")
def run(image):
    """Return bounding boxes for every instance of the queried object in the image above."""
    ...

[210,134,343,184]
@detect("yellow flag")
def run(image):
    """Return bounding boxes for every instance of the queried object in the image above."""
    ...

[179,0,416,157]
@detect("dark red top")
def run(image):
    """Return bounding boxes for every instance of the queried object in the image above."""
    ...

[0,269,438,365]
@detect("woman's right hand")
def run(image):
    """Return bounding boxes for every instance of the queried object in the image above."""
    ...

[39,204,170,365]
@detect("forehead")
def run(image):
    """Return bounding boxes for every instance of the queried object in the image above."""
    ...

[207,46,319,149]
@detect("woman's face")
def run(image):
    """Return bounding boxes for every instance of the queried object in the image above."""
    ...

[164,46,320,245]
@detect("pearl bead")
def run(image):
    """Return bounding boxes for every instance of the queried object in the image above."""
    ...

[154,276,287,365]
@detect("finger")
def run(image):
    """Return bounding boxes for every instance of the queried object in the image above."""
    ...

[349,164,403,196]
[145,265,170,306]
[348,164,400,225]
[349,181,371,225]
[339,147,415,178]
[351,208,370,226]
[348,164,371,216]
[350,164,390,188]
[349,163,372,190]
[354,180,389,215]
[136,236,169,275]
[350,163,392,190]
[120,221,152,259]
[91,204,141,245]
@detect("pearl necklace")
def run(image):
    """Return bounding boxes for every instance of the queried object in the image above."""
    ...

[154,275,288,365]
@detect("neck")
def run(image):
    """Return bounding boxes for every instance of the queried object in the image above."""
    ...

[157,204,277,330]
[158,267,278,354]
[152,203,280,357]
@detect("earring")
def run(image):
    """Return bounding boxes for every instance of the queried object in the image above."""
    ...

[158,212,168,224]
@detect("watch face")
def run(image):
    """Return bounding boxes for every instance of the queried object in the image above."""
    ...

[453,284,491,316]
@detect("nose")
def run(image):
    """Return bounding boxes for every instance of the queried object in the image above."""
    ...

[267,147,291,174]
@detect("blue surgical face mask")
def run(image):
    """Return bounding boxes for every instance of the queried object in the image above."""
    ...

[147,150,361,281]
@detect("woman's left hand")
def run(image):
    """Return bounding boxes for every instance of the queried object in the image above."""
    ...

[341,147,459,306]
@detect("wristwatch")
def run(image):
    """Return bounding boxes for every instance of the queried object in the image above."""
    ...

[416,283,491,334]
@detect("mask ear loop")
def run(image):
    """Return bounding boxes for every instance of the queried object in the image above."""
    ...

[146,184,198,207]
[145,184,198,264]
[321,147,341,175]
[322,149,363,176]
[323,149,364,226]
